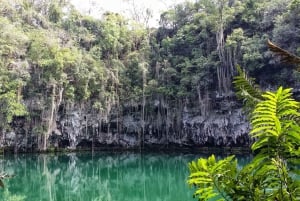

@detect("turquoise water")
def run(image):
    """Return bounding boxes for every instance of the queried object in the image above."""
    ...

[0,152,250,201]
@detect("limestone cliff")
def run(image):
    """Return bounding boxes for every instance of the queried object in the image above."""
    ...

[2,92,251,152]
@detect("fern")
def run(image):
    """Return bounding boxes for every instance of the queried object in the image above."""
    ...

[250,87,300,200]
[250,87,300,159]
[233,65,263,112]
[188,87,300,201]
[188,155,237,201]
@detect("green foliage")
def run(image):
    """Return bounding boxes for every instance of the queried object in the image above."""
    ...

[0,0,299,151]
[0,18,28,59]
[48,2,62,23]
[100,13,131,59]
[251,87,300,166]
[249,87,300,200]
[240,35,266,72]
[188,155,237,201]
[273,0,300,53]
[188,87,300,201]
[251,88,297,140]
[0,91,27,124]
[0,65,27,131]
[233,65,263,111]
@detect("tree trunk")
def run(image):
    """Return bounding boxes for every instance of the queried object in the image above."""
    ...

[43,84,55,151]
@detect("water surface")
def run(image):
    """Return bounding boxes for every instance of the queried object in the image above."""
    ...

[0,152,250,201]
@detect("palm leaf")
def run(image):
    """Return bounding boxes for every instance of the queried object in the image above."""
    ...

[267,39,300,65]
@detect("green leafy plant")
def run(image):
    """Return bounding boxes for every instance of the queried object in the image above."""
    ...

[233,65,263,112]
[188,155,237,201]
[251,87,300,160]
[187,87,300,201]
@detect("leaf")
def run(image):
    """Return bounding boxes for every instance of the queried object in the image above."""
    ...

[189,171,210,178]
[251,137,269,151]
[250,127,278,137]
[187,155,237,201]
[274,117,281,134]
[267,39,300,65]
[233,65,263,112]
[199,158,208,171]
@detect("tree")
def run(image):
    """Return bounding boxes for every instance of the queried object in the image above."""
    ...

[0,16,28,139]
[27,29,79,150]
[273,0,300,53]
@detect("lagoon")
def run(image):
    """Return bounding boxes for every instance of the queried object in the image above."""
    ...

[0,152,250,201]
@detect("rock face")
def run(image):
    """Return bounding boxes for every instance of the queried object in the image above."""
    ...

[4,94,251,152]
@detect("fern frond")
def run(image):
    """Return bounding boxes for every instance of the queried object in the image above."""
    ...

[250,87,300,159]
[188,155,237,201]
[233,65,263,112]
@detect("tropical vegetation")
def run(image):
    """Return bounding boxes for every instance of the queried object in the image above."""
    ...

[0,0,299,149]
[0,0,299,200]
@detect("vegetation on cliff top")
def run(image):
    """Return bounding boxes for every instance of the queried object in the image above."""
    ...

[0,0,299,150]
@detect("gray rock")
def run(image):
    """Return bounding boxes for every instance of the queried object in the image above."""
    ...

[3,92,252,151]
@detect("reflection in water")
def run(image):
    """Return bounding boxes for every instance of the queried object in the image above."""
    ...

[0,152,251,201]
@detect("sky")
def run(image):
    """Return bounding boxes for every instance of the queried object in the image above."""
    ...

[69,0,189,27]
